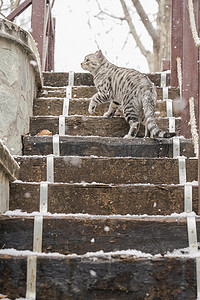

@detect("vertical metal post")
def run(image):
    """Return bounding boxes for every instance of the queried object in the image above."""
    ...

[181,0,199,138]
[171,0,183,87]
[47,17,56,71]
[31,0,46,68]
[198,46,200,215]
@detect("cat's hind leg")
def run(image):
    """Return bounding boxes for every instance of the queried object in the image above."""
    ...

[143,121,150,138]
[124,120,140,139]
[123,103,140,138]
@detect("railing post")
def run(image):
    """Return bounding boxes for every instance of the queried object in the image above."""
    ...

[171,0,183,88]
[181,0,199,138]
[47,17,56,72]
[31,0,46,69]
[6,0,55,71]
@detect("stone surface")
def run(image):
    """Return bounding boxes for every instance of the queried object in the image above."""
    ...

[0,141,19,213]
[0,19,42,154]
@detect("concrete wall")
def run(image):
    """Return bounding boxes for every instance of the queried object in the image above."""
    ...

[0,19,43,155]
[0,140,19,213]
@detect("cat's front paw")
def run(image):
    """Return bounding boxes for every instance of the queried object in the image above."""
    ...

[88,103,97,114]
[123,134,133,139]
[103,111,113,118]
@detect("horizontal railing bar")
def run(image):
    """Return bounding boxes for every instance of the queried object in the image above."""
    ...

[7,0,32,21]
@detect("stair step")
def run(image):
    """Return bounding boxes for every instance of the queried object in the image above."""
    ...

[29,116,181,137]
[43,71,171,87]
[16,156,197,184]
[9,182,198,215]
[23,136,195,157]
[33,98,181,118]
[0,215,198,255]
[0,251,197,299]
[39,86,179,100]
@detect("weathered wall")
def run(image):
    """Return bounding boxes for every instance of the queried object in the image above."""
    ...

[0,19,43,155]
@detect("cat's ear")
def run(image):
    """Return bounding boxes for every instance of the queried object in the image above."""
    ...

[96,50,104,61]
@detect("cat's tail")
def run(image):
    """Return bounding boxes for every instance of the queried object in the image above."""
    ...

[142,91,176,138]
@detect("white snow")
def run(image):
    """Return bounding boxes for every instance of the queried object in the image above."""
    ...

[1,246,200,261]
[0,248,65,258]
[12,180,197,188]
[90,270,97,277]
[3,209,198,220]
[165,247,200,258]
[104,226,110,232]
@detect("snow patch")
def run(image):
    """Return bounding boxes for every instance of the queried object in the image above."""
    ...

[4,209,198,220]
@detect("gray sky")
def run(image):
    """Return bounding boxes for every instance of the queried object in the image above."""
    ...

[52,0,158,72]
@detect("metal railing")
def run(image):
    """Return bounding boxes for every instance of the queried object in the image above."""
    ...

[6,0,55,72]
[171,0,199,139]
[171,0,200,210]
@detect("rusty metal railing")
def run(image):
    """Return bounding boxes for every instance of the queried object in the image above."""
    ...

[171,0,200,213]
[171,0,199,139]
[6,0,55,72]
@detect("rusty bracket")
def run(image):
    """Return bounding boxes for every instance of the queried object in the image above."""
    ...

[178,156,186,184]
[68,71,74,86]
[187,216,198,251]
[59,115,65,136]
[63,98,69,116]
[169,117,176,133]
[166,99,173,117]
[66,86,72,99]
[163,87,168,100]
[40,182,48,213]
[184,183,192,213]
[33,215,43,252]
[47,155,54,183]
[161,73,166,87]
[173,136,180,158]
[26,255,37,300]
[53,135,60,156]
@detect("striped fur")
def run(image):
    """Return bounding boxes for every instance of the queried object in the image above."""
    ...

[81,50,176,139]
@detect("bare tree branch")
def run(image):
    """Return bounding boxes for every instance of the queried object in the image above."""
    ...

[119,0,150,58]
[12,0,21,11]
[94,0,125,21]
[95,10,125,21]
[131,0,159,45]
[87,12,101,50]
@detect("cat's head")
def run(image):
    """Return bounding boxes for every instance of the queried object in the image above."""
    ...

[81,50,105,73]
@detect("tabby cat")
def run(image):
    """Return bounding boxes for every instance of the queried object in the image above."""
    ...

[81,50,176,139]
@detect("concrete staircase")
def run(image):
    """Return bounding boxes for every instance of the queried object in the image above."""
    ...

[0,72,199,299]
